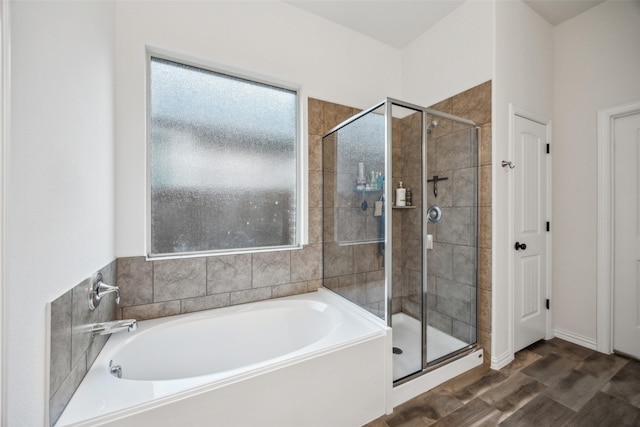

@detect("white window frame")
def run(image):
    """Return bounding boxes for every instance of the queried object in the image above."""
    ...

[145,47,307,259]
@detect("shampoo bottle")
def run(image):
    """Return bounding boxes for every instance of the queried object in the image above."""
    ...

[396,181,406,207]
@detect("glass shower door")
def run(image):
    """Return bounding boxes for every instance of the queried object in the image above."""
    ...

[321,98,480,385]
[424,114,478,364]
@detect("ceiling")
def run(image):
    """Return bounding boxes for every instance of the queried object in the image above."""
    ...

[287,0,605,49]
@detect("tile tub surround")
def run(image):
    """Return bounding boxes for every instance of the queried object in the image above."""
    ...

[48,259,117,426]
[116,253,322,320]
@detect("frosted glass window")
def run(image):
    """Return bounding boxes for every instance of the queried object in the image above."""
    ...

[148,56,299,256]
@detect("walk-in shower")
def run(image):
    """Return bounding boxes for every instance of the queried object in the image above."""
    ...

[322,98,479,386]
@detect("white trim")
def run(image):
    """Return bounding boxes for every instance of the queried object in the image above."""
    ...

[143,48,305,258]
[505,104,516,363]
[145,46,302,93]
[596,100,640,354]
[44,304,51,426]
[299,91,309,246]
[507,104,553,355]
[491,349,514,370]
[1,0,9,423]
[553,328,597,351]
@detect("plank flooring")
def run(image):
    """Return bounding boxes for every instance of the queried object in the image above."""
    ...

[366,338,640,426]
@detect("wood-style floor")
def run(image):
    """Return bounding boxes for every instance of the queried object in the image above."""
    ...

[366,338,640,426]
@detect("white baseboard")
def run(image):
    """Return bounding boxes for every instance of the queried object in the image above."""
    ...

[490,350,514,370]
[553,328,597,350]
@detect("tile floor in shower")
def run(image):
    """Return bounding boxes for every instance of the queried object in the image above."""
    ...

[392,313,468,381]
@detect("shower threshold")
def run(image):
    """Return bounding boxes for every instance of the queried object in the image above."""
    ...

[390,313,483,408]
[392,313,472,381]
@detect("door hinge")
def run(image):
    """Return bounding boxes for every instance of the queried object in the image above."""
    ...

[546,221,550,232]
[546,299,550,310]
[546,143,550,154]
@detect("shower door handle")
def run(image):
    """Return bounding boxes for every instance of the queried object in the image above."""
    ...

[514,241,527,251]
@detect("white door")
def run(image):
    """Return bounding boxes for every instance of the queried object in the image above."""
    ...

[513,114,549,352]
[613,111,640,359]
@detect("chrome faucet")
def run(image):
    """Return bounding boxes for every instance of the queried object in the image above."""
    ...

[88,272,120,310]
[90,319,138,336]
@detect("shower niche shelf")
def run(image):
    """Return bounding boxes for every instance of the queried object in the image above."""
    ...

[392,206,416,209]
[355,187,383,193]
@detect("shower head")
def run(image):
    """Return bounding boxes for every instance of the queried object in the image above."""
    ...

[427,120,438,134]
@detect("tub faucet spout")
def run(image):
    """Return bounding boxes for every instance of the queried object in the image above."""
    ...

[90,319,138,336]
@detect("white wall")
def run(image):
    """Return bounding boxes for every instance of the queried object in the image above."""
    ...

[553,1,640,343]
[114,1,402,257]
[401,0,493,107]
[493,0,554,366]
[8,1,115,424]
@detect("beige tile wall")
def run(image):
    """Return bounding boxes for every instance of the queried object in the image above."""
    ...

[48,260,118,426]
[428,81,492,363]
[386,81,492,361]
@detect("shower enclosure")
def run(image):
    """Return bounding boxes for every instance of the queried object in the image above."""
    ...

[322,98,479,384]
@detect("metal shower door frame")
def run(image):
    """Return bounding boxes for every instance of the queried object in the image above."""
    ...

[383,98,477,378]
[325,97,479,382]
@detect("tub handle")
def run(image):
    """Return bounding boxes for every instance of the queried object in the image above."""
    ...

[89,272,120,310]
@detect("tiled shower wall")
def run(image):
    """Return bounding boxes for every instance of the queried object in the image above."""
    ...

[48,260,117,426]
[428,81,492,362]
[423,118,479,342]
[391,81,492,361]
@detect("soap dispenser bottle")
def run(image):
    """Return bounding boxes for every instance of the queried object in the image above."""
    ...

[396,181,406,207]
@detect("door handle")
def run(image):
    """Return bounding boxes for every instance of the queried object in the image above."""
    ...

[515,241,527,251]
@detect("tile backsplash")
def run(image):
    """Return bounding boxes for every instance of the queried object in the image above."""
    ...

[48,260,117,426]
[116,253,322,321]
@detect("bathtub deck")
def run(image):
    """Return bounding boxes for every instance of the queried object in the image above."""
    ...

[55,289,389,427]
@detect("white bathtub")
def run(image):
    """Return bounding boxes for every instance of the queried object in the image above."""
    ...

[55,288,390,427]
